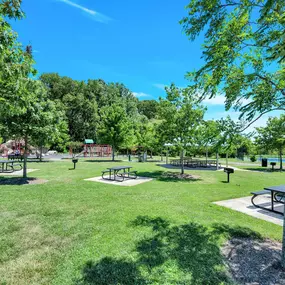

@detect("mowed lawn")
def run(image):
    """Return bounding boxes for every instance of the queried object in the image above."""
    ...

[0,160,284,285]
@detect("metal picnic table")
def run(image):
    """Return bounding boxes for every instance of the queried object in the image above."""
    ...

[102,166,137,182]
[0,160,22,173]
[251,185,285,215]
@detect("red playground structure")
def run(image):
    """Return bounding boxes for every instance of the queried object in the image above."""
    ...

[83,139,112,157]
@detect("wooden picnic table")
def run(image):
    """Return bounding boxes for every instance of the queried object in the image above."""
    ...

[102,166,137,182]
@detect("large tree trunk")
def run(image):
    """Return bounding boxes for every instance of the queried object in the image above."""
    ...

[216,152,219,170]
[280,147,283,171]
[180,149,184,175]
[282,218,285,268]
[23,135,28,178]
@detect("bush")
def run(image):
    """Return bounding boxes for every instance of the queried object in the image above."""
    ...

[250,155,256,162]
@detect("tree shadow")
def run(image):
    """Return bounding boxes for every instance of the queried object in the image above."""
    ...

[211,223,263,240]
[75,258,147,285]
[0,177,37,185]
[138,171,203,183]
[76,217,265,285]
[84,160,123,163]
[132,216,230,284]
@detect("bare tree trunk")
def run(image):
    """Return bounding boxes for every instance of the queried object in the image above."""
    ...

[206,145,208,166]
[23,135,28,178]
[180,149,184,175]
[282,218,285,268]
[40,144,43,162]
[216,152,219,170]
[166,149,169,165]
[280,147,283,171]
[112,146,115,161]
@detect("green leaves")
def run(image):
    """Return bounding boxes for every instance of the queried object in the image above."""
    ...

[181,0,285,127]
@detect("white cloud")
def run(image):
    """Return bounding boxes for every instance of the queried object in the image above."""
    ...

[133,92,153,99]
[203,95,226,105]
[56,0,111,23]
[153,83,166,90]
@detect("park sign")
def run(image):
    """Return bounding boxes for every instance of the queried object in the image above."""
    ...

[84,139,94,144]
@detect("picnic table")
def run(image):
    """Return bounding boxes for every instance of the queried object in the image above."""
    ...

[251,185,285,215]
[102,166,137,182]
[0,160,23,173]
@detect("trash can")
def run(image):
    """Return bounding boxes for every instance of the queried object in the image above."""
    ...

[261,158,268,167]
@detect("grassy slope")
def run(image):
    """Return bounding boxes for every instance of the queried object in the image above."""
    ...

[0,160,284,285]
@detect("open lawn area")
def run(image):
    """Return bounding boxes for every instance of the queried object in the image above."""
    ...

[1,160,285,285]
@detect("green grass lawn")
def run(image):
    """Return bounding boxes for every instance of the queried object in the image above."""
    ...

[0,160,284,285]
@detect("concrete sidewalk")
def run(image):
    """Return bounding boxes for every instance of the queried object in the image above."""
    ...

[214,195,283,226]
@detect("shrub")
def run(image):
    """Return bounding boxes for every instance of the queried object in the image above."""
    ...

[250,155,256,162]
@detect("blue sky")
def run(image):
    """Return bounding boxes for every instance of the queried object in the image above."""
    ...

[12,0,279,131]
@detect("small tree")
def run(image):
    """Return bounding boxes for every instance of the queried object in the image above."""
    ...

[98,104,131,161]
[1,80,64,178]
[256,115,285,170]
[158,84,205,174]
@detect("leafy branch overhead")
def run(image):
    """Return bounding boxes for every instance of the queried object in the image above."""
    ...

[181,0,285,128]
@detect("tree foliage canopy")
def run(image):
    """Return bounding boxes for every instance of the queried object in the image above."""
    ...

[181,0,285,127]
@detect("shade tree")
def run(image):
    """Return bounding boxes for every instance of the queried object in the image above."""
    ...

[180,0,285,130]
[158,84,205,174]
[255,114,285,170]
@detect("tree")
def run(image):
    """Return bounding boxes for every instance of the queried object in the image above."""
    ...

[0,79,64,178]
[198,120,220,164]
[215,117,242,167]
[137,100,158,119]
[180,0,285,129]
[256,115,285,170]
[98,104,131,161]
[135,116,158,160]
[158,84,205,174]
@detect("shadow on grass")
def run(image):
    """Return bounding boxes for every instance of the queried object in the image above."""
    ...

[138,171,203,183]
[0,177,37,185]
[84,160,123,163]
[75,258,147,285]
[157,164,220,171]
[76,216,263,284]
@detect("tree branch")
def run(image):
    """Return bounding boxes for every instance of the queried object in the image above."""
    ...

[240,108,285,132]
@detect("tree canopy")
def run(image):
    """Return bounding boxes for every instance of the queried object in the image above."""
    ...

[180,0,285,129]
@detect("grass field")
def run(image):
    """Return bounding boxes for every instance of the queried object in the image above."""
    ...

[0,159,284,284]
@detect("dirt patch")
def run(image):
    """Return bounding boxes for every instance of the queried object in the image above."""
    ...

[223,237,285,285]
[162,172,201,180]
[0,178,48,185]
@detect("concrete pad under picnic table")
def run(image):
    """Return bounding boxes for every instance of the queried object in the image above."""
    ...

[0,169,39,176]
[84,176,153,186]
[214,195,284,226]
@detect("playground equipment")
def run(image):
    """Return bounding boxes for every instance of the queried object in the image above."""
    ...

[83,140,112,157]
[0,139,25,157]
[69,140,112,157]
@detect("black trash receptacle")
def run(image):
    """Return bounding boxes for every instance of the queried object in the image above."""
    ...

[261,158,268,167]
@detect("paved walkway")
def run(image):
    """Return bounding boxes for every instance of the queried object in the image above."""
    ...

[214,195,283,226]
[0,169,39,176]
